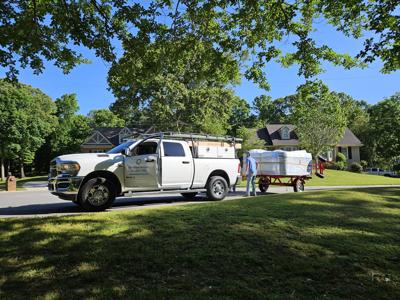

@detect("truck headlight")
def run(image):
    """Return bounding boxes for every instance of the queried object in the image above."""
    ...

[57,162,80,176]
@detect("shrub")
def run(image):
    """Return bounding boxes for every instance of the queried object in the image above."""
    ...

[360,160,368,169]
[350,162,362,173]
[336,161,346,170]
[336,152,347,163]
[335,152,347,170]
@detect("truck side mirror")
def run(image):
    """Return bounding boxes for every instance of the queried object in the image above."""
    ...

[121,149,126,155]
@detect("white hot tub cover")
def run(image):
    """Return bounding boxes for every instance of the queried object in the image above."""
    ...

[248,149,313,176]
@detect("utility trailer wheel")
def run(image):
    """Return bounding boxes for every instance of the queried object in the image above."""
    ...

[78,177,117,211]
[206,176,228,201]
[181,192,198,199]
[293,179,305,192]
[258,180,269,193]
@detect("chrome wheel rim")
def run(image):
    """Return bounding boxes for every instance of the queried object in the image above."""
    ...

[87,184,110,206]
[212,180,225,197]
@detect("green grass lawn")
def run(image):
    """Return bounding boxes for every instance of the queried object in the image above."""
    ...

[1,188,399,299]
[0,175,47,191]
[307,169,400,186]
[239,169,400,187]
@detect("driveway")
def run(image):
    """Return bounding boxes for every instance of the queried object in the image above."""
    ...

[0,185,399,218]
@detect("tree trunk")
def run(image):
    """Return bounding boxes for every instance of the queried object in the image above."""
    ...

[0,157,5,181]
[20,161,25,178]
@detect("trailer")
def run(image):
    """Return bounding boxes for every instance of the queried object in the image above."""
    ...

[257,174,311,193]
[248,149,314,193]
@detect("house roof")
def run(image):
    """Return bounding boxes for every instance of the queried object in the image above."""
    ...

[264,124,299,146]
[83,126,154,147]
[262,124,362,147]
[337,128,363,146]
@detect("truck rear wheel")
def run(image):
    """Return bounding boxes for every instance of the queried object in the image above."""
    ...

[181,192,198,199]
[206,176,228,201]
[78,177,116,211]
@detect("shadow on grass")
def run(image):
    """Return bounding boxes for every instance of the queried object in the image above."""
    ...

[0,191,274,216]
[0,188,399,299]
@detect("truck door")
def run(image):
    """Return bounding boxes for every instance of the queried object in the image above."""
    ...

[161,141,193,189]
[124,138,160,190]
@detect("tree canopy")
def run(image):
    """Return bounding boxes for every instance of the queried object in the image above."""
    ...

[88,109,125,128]
[2,0,399,83]
[291,81,347,160]
[364,93,400,167]
[0,80,57,178]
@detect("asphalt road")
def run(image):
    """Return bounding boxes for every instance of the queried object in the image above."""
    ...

[0,186,292,218]
[1,185,399,218]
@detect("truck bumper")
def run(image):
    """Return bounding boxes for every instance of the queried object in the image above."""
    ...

[48,176,84,201]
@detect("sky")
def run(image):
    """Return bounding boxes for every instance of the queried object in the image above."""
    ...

[1,21,399,115]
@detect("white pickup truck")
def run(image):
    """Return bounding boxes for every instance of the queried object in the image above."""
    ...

[48,133,241,211]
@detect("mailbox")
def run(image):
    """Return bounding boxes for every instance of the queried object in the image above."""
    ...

[6,173,16,192]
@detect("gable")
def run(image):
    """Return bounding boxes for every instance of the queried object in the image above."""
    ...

[119,127,132,144]
[84,131,113,145]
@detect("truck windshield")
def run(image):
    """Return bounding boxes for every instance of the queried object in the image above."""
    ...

[107,141,135,154]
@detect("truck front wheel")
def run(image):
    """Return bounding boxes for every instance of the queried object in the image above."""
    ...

[78,177,116,211]
[206,176,228,201]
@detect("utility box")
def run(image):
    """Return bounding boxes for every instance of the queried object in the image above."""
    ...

[6,174,16,192]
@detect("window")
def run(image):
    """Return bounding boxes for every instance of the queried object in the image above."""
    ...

[163,142,185,157]
[280,127,290,140]
[131,141,158,156]
[107,141,135,154]
[348,147,352,159]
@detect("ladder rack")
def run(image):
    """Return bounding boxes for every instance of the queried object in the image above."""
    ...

[138,132,243,144]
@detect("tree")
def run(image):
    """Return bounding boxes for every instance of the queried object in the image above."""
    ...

[34,94,92,173]
[292,81,346,163]
[334,92,370,137]
[0,80,57,178]
[253,95,295,124]
[51,94,91,155]
[237,127,266,158]
[87,109,125,128]
[228,98,257,136]
[2,1,399,83]
[252,95,274,125]
[108,36,241,135]
[365,93,400,167]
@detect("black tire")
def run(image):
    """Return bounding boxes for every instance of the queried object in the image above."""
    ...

[206,176,228,201]
[258,181,269,193]
[181,192,198,199]
[78,177,116,211]
[293,179,305,192]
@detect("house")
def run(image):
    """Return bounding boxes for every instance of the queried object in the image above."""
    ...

[257,124,363,164]
[80,126,154,153]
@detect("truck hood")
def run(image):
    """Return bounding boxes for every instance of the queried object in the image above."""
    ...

[55,153,119,162]
[53,153,123,176]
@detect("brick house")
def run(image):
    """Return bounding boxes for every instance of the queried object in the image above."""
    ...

[80,126,154,153]
[257,124,363,164]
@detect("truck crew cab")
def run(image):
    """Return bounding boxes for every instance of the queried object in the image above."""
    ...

[48,133,242,211]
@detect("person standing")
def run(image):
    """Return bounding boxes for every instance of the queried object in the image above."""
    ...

[245,152,258,196]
